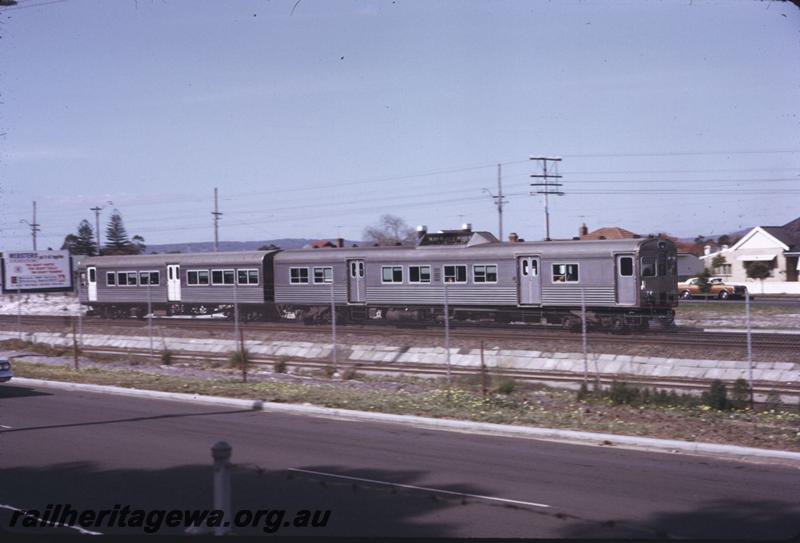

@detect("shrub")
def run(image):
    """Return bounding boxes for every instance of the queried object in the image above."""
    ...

[702,380,729,410]
[609,381,639,405]
[273,358,287,374]
[321,364,336,378]
[229,349,250,369]
[341,365,359,380]
[160,349,174,366]
[764,390,783,411]
[494,376,516,395]
[576,382,590,401]
[731,378,750,409]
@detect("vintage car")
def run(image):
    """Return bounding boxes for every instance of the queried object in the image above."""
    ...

[677,277,747,300]
[0,358,12,383]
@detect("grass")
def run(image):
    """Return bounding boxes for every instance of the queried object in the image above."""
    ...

[10,360,800,451]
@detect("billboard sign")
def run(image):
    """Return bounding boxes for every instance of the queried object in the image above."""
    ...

[2,250,73,292]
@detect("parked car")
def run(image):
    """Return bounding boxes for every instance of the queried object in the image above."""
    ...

[0,358,12,382]
[677,277,747,300]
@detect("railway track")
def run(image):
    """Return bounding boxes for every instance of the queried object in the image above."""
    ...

[1,314,797,351]
[24,343,800,400]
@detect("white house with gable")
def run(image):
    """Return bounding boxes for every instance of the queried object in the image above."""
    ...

[700,217,800,294]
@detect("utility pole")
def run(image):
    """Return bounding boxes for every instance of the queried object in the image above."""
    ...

[529,156,564,241]
[212,187,222,252]
[483,163,508,241]
[90,200,112,254]
[20,201,41,250]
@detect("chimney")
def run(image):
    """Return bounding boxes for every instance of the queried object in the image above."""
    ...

[461,223,472,232]
[416,225,427,239]
[335,238,344,248]
[579,223,588,236]
[508,232,519,243]
[704,244,711,256]
[721,244,729,251]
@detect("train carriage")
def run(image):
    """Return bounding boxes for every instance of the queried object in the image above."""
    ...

[78,250,279,319]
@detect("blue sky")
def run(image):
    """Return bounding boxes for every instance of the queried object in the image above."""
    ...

[1,0,799,250]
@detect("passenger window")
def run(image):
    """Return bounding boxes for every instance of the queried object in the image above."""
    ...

[640,256,655,277]
[443,265,467,283]
[531,260,538,276]
[521,260,529,276]
[358,262,364,277]
[106,272,115,286]
[619,257,633,277]
[88,268,96,282]
[552,263,579,283]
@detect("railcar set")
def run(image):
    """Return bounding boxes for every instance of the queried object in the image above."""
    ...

[77,227,678,331]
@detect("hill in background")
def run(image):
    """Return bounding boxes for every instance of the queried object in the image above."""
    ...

[146,239,360,253]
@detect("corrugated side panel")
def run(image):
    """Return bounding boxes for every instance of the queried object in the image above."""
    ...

[365,286,518,306]
[96,286,168,303]
[541,286,616,305]
[180,286,264,304]
[275,285,348,305]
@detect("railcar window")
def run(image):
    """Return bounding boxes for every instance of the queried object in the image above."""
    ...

[521,260,528,276]
[139,271,160,286]
[473,265,497,283]
[619,257,633,276]
[238,269,259,285]
[358,262,364,277]
[657,253,667,277]
[223,270,235,285]
[313,267,333,284]
[409,265,431,283]
[443,265,467,283]
[641,256,655,277]
[117,272,128,286]
[290,267,309,284]
[552,264,579,283]
[106,272,116,286]
[140,272,150,285]
[187,270,209,285]
[382,266,403,283]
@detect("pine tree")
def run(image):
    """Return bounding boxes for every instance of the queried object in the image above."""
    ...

[104,212,145,255]
[61,219,97,256]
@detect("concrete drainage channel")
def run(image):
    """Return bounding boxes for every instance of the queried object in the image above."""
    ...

[2,330,798,402]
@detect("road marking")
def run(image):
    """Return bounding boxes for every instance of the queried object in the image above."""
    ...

[0,425,13,429]
[0,504,103,536]
[289,468,551,509]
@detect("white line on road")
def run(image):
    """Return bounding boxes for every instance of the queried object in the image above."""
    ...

[0,425,13,429]
[289,468,551,509]
[0,504,103,536]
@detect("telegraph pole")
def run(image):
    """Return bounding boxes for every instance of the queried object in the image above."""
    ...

[20,201,41,250]
[529,156,564,241]
[90,200,112,254]
[212,187,223,252]
[482,163,508,241]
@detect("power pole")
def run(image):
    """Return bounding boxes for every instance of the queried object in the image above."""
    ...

[20,201,41,250]
[483,163,508,241]
[90,206,102,251]
[90,200,112,254]
[212,187,223,252]
[529,156,564,241]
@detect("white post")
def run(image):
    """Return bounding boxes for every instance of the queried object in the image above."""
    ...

[330,279,337,371]
[444,279,452,386]
[16,287,22,340]
[581,288,588,385]
[233,277,240,350]
[211,441,232,536]
[147,280,153,360]
[76,270,83,351]
[746,288,754,408]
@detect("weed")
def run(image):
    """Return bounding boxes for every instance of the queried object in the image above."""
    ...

[273,358,288,374]
[702,380,729,411]
[495,376,516,395]
[228,349,250,369]
[341,365,359,380]
[160,349,174,366]
[731,378,750,409]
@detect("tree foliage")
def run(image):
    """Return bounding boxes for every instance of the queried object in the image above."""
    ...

[363,214,416,246]
[103,211,145,255]
[696,268,713,295]
[61,219,97,256]
[711,254,727,270]
[745,261,772,281]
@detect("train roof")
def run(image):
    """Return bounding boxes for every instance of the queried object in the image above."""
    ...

[275,238,671,263]
[77,250,279,269]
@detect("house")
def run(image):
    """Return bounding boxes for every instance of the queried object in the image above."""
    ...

[700,217,800,294]
[305,239,345,249]
[577,223,702,279]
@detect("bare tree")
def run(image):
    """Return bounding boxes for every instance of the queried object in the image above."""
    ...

[363,214,415,246]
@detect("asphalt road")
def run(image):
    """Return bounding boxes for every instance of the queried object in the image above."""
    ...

[1,383,799,538]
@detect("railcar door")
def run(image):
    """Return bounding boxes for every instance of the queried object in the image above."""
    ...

[615,255,636,305]
[517,257,541,305]
[87,267,97,302]
[347,259,366,303]
[167,264,181,301]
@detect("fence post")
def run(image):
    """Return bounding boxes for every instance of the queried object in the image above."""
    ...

[443,279,452,386]
[330,279,337,372]
[480,340,487,398]
[211,441,232,536]
[581,288,588,385]
[72,321,79,371]
[239,326,247,383]
[746,288,754,409]
[147,281,154,361]
[17,287,22,340]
